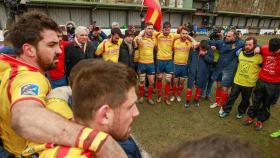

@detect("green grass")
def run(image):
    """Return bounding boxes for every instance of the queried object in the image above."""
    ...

[132,35,280,158]
[133,98,280,158]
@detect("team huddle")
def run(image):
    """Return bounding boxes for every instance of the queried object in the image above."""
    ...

[0,10,279,158]
[109,21,279,133]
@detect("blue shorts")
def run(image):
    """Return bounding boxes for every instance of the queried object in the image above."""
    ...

[156,60,174,74]
[174,64,188,78]
[138,63,155,75]
[133,62,138,72]
[220,69,235,87]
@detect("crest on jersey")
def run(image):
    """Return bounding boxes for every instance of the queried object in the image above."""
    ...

[20,84,39,96]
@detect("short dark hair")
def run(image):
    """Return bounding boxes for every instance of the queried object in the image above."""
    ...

[269,37,280,52]
[57,27,63,34]
[124,30,134,38]
[9,11,59,55]
[176,26,183,34]
[111,28,122,36]
[163,21,171,28]
[72,60,137,121]
[145,22,154,28]
[200,40,209,50]
[134,30,140,36]
[162,134,259,158]
[245,36,257,46]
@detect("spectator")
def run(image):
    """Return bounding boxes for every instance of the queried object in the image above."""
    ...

[119,30,135,68]
[128,24,136,34]
[65,26,97,78]
[66,21,76,41]
[193,23,198,37]
[0,30,16,55]
[48,27,69,88]
[112,21,120,29]
[88,25,107,45]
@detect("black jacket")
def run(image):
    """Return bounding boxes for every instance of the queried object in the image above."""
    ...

[119,40,135,68]
[64,40,97,77]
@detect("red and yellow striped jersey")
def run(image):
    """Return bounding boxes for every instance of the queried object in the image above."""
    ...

[0,54,51,156]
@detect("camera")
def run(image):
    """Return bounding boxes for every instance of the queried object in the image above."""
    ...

[209,28,221,41]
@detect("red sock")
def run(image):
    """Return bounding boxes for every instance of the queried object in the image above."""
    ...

[139,85,145,97]
[156,81,162,98]
[215,88,222,104]
[147,86,153,99]
[194,88,202,101]
[172,85,177,97]
[220,92,229,107]
[177,85,184,97]
[186,89,192,102]
[164,83,171,98]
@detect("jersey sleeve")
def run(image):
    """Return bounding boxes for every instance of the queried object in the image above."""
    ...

[95,41,105,56]
[10,72,50,107]
[152,31,160,37]
[46,98,73,120]
[172,33,180,39]
[154,37,158,48]
[134,36,140,45]
[118,38,123,45]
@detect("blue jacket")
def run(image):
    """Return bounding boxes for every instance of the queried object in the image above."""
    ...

[0,46,16,55]
[118,136,142,158]
[209,39,244,80]
[188,48,214,89]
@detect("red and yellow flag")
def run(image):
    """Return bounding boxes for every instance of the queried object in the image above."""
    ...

[144,0,162,31]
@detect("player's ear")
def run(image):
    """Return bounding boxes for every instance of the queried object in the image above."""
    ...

[22,43,36,57]
[94,105,113,126]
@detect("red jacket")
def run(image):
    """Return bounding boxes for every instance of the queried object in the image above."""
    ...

[49,41,69,80]
[259,45,280,83]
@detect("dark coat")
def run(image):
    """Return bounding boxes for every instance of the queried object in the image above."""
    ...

[188,48,214,89]
[64,40,97,77]
[119,40,135,68]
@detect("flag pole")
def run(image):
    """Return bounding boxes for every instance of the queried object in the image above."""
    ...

[140,0,144,13]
